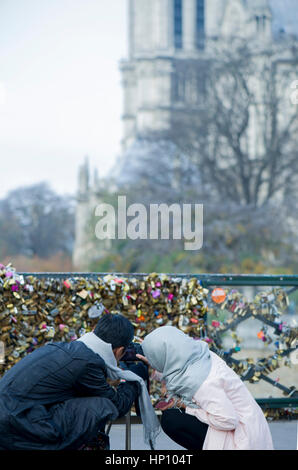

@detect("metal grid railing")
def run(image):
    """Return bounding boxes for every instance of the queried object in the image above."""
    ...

[17,272,298,408]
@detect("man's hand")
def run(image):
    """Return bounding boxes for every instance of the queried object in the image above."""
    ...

[106,378,121,387]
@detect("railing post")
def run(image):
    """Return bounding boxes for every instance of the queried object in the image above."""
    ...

[125,410,132,450]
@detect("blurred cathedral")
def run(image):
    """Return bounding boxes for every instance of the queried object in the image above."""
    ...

[120,0,273,152]
[73,0,297,270]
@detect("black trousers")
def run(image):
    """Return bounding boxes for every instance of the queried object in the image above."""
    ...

[161,408,208,450]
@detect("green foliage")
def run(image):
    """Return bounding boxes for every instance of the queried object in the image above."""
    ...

[90,244,297,275]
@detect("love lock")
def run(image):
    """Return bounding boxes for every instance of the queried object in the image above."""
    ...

[241,366,255,381]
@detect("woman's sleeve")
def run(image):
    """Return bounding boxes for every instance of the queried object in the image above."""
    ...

[185,374,239,431]
[151,369,163,382]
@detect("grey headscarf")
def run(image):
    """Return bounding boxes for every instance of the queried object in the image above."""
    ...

[77,332,161,448]
[142,326,212,408]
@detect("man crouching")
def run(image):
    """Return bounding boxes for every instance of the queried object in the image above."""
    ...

[0,314,145,450]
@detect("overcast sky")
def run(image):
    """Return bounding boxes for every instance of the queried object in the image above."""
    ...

[0,0,297,200]
[0,0,127,199]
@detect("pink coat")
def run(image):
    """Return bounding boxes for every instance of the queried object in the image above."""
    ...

[185,351,274,450]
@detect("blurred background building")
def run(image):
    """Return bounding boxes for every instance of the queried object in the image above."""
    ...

[73,0,298,271]
[120,0,272,151]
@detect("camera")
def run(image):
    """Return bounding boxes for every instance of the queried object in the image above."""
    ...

[121,342,144,362]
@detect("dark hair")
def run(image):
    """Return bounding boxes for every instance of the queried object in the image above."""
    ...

[94,313,134,349]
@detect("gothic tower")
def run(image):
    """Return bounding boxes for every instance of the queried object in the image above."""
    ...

[72,157,111,270]
[121,0,207,151]
[120,0,273,151]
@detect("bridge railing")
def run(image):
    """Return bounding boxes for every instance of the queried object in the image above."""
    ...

[1,271,298,415]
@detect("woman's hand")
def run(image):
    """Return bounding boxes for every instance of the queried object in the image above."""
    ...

[161,381,167,397]
[136,354,150,366]
[136,339,151,366]
[155,398,186,412]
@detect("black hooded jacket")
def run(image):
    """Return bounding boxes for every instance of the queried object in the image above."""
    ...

[0,340,139,449]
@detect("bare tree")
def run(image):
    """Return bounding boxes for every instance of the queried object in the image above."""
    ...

[0,183,75,258]
[170,39,298,207]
